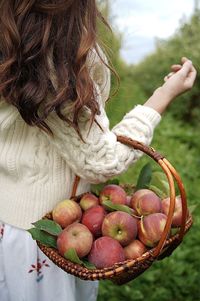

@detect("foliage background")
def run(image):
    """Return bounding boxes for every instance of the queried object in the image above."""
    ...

[97,2,200,301]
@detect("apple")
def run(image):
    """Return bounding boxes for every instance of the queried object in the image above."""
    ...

[124,239,147,260]
[57,223,93,258]
[101,211,138,246]
[79,193,99,211]
[99,184,127,206]
[126,195,132,206]
[88,236,125,268]
[161,195,186,227]
[81,205,106,237]
[52,199,82,228]
[131,189,161,216]
[138,213,168,247]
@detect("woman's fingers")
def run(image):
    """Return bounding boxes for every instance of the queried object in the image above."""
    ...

[171,64,182,72]
[180,58,196,81]
[185,64,197,88]
[175,58,197,88]
[164,57,196,84]
[171,57,191,72]
[178,60,193,77]
[181,56,189,64]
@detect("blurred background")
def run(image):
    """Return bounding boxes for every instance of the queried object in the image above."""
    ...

[97,1,200,300]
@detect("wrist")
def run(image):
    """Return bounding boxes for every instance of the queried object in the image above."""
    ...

[160,83,178,100]
[143,86,174,115]
[154,86,174,102]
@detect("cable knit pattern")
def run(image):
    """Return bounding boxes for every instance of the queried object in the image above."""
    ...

[0,47,161,230]
[43,90,160,185]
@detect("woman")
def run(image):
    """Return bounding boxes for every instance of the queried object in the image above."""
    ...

[0,1,196,301]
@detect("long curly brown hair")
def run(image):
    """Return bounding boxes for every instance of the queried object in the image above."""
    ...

[0,0,115,137]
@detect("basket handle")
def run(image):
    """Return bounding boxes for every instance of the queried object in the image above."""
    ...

[116,136,188,257]
[70,135,188,258]
[71,175,81,199]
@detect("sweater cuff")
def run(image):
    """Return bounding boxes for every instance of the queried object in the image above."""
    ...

[124,105,161,128]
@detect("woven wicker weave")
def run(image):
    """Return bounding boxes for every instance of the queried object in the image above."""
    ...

[37,136,193,285]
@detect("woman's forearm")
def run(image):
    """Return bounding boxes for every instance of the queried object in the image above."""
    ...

[143,87,173,115]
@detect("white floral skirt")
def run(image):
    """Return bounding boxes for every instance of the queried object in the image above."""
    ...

[0,222,99,301]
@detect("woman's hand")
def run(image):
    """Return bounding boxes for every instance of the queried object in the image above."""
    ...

[162,57,197,99]
[144,57,197,114]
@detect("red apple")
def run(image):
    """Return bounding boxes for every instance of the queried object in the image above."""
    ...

[138,213,168,247]
[79,193,99,211]
[161,195,186,227]
[102,211,138,246]
[57,223,93,258]
[52,199,82,228]
[126,195,132,206]
[88,236,125,268]
[81,205,106,237]
[99,184,127,206]
[124,239,147,260]
[131,189,161,216]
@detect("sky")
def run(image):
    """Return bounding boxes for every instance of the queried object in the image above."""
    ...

[111,0,195,64]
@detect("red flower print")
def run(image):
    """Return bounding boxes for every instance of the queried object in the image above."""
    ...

[28,258,50,282]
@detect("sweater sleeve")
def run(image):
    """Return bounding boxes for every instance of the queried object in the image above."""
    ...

[43,88,161,184]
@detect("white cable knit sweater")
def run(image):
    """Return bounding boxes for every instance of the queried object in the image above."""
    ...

[0,48,161,230]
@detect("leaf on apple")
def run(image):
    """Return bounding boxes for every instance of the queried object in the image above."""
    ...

[91,178,120,196]
[102,200,132,215]
[64,248,83,265]
[64,248,96,269]
[135,163,152,191]
[149,185,167,199]
[150,171,170,197]
[27,228,57,248]
[82,259,96,270]
[32,219,62,236]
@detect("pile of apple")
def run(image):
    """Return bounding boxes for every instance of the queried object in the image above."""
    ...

[52,184,183,269]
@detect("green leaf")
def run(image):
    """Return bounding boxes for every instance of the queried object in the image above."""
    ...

[160,180,170,196]
[102,200,132,214]
[91,183,105,196]
[135,163,152,190]
[149,185,167,199]
[64,248,83,265]
[82,259,96,270]
[64,249,97,269]
[32,219,62,236]
[27,228,57,248]
[91,178,120,196]
[150,171,170,197]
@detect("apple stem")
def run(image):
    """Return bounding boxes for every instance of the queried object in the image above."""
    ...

[131,213,142,219]
[102,196,110,202]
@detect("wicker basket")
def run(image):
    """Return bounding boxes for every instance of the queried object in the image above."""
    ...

[37,136,193,285]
